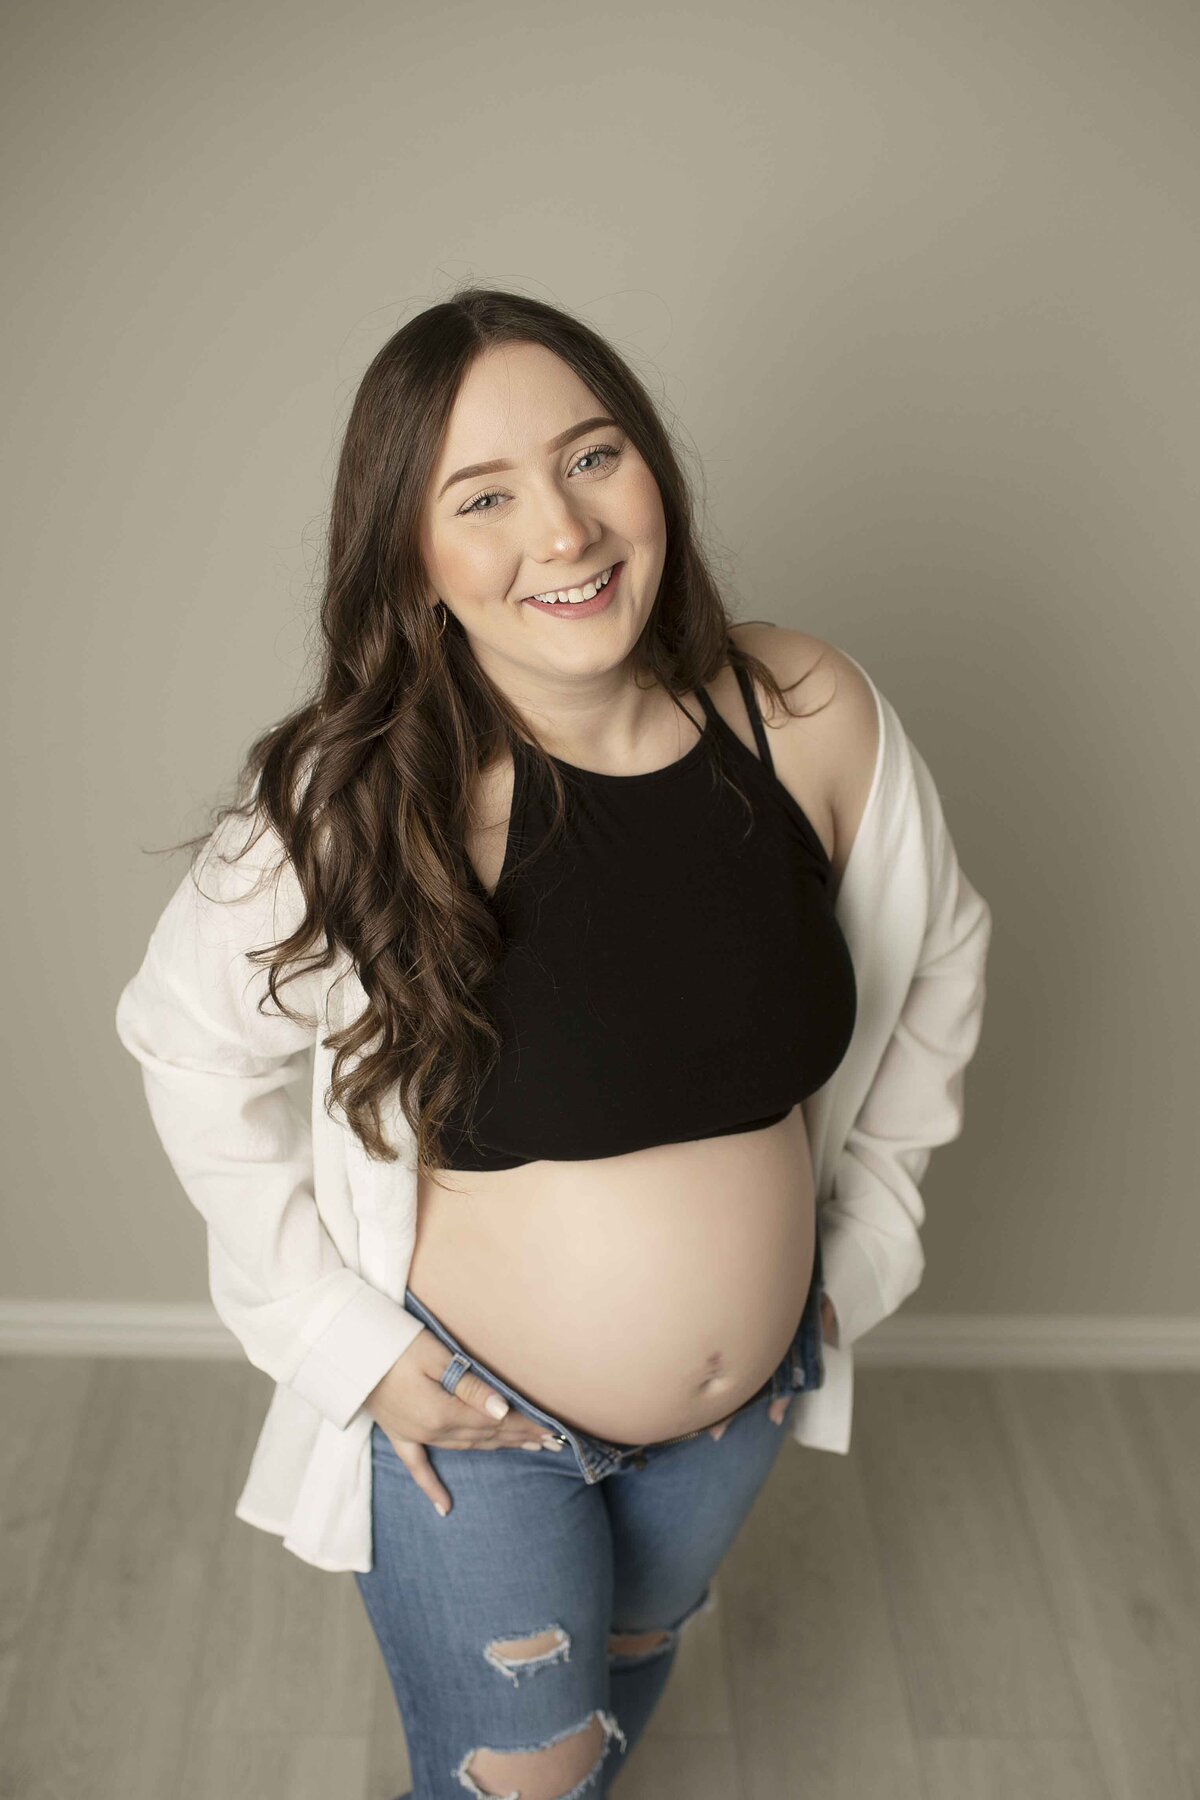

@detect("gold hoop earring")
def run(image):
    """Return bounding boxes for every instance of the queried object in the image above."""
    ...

[434,601,448,639]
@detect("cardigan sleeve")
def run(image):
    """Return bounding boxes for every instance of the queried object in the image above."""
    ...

[818,737,993,1349]
[114,809,424,1428]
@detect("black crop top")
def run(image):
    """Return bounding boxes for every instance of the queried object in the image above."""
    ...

[439,663,857,1170]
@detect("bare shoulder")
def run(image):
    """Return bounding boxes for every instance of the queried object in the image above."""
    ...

[727,622,880,898]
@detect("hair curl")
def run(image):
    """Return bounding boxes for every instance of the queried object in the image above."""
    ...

[159,286,831,1182]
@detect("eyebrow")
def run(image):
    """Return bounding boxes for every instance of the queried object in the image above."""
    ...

[437,416,620,501]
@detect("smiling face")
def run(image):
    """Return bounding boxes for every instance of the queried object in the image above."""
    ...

[420,341,667,696]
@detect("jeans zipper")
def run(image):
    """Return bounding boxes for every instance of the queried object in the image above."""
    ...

[560,1419,710,1478]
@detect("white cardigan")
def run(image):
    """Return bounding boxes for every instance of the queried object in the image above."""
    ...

[115,652,992,1573]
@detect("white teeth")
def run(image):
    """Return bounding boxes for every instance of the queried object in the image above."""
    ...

[532,566,612,605]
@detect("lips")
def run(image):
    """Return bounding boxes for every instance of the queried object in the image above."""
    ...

[521,562,617,603]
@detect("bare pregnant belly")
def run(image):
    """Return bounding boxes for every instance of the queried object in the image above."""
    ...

[408,1106,817,1444]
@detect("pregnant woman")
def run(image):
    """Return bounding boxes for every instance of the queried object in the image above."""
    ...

[116,287,992,1799]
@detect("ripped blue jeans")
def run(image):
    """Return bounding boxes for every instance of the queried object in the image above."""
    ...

[354,1218,825,1798]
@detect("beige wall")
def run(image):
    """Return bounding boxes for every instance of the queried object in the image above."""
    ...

[3,0,1197,1327]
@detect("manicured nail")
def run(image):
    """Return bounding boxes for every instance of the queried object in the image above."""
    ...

[486,1396,509,1419]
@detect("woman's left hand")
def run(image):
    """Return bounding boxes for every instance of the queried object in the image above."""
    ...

[820,1291,839,1347]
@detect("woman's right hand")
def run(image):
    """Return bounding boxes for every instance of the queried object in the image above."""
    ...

[363,1327,561,1517]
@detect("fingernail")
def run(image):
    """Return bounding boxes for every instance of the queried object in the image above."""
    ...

[486,1396,509,1419]
[435,1501,448,1517]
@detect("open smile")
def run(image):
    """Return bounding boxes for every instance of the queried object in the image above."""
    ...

[521,562,623,617]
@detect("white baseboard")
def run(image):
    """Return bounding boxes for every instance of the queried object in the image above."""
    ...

[1,1301,1198,1367]
[0,1301,235,1356]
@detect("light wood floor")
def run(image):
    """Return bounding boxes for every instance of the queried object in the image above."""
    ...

[1,1355,1196,1799]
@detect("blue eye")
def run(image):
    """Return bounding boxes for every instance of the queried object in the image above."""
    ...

[457,443,622,518]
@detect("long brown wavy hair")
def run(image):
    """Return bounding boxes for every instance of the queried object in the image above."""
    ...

[162,287,828,1182]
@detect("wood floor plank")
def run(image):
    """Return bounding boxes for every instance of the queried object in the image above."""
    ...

[181,1367,377,1743]
[0,1356,95,1736]
[1139,1372,1200,1606]
[923,1735,1111,1798]
[177,1730,370,1800]
[722,1427,923,1800]
[858,1371,1090,1738]
[0,1357,243,1800]
[640,1580,735,1737]
[994,1368,1200,1800]
[612,1730,741,1798]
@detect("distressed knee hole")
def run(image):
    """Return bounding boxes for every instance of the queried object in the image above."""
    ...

[607,1626,672,1659]
[457,1708,626,1800]
[483,1625,571,1685]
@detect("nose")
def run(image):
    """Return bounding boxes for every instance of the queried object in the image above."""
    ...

[529,499,604,571]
